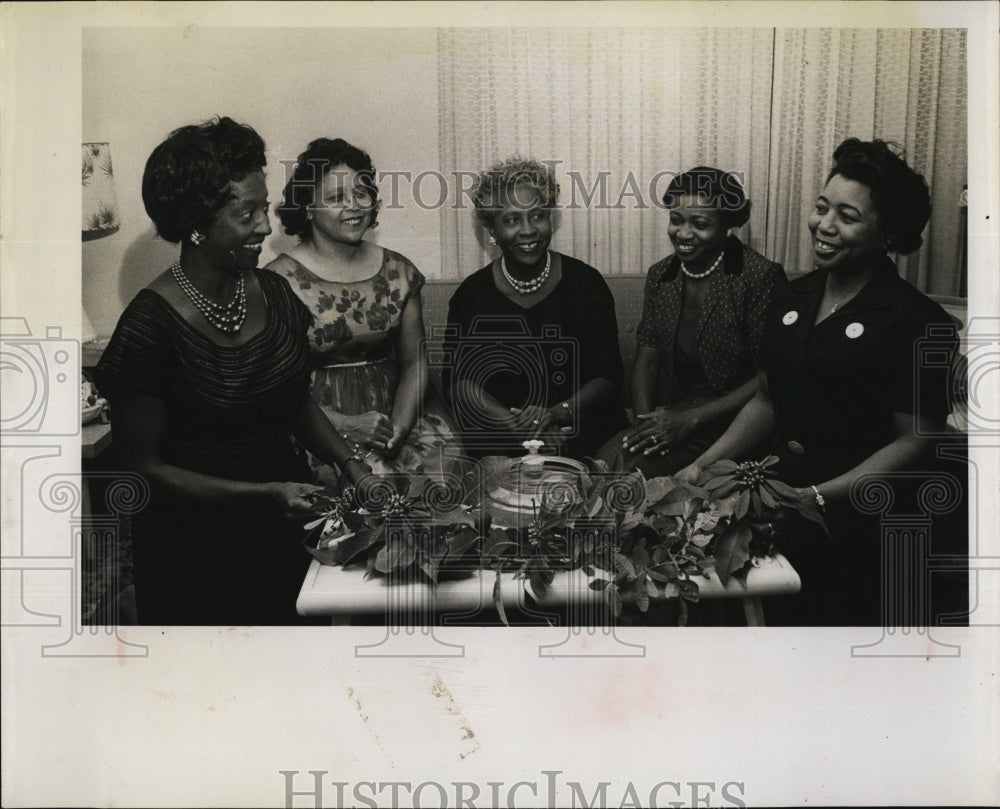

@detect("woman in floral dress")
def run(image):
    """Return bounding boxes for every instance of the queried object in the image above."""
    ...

[266,138,455,482]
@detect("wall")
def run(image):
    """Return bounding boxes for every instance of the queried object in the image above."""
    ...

[82,27,441,338]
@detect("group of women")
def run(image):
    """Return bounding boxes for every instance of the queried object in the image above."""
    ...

[97,115,958,627]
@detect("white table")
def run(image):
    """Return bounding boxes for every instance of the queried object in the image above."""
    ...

[297,553,800,626]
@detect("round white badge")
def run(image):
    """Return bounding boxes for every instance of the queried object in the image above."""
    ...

[782,310,799,326]
[846,322,864,339]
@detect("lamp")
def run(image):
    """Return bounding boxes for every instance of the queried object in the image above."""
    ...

[82,142,119,240]
[81,142,119,343]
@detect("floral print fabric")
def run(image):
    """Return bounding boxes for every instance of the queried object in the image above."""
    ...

[267,249,457,479]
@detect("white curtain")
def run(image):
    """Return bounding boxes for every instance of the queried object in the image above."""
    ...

[437,28,775,279]
[438,27,967,296]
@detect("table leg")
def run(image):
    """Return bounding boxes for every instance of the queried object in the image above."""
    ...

[743,596,766,627]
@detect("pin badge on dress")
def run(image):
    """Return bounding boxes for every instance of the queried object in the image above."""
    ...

[782,310,799,325]
[846,322,864,339]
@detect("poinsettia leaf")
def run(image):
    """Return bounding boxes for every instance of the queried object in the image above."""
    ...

[332,528,381,565]
[632,542,650,569]
[678,578,700,602]
[704,459,739,475]
[342,510,367,531]
[750,491,762,517]
[635,592,650,613]
[303,515,328,531]
[419,556,439,584]
[528,564,553,599]
[713,522,752,586]
[493,572,509,627]
[734,489,751,520]
[397,542,417,569]
[603,582,623,617]
[796,502,831,536]
[677,597,689,626]
[483,527,517,556]
[304,544,341,567]
[690,532,713,548]
[766,478,800,503]
[758,485,778,509]
[614,552,637,579]
[445,526,480,558]
[374,545,391,573]
[589,578,612,591]
[645,577,660,599]
[647,562,680,582]
[640,476,677,508]
[761,454,781,468]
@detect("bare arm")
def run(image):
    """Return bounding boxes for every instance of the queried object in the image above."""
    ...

[291,396,374,486]
[629,344,660,417]
[385,290,429,454]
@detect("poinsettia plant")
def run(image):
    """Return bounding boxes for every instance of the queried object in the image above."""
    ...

[300,454,826,626]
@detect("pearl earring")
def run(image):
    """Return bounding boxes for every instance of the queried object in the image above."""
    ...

[190,230,206,246]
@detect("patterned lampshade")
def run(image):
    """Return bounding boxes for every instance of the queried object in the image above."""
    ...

[82,142,119,240]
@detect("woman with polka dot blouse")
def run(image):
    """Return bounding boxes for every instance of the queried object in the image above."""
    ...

[601,167,785,477]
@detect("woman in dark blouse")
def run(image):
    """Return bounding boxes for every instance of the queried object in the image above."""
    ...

[97,117,374,625]
[601,167,785,476]
[677,139,960,625]
[443,157,628,459]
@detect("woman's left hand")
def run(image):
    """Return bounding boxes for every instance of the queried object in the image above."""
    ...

[623,408,699,456]
[509,404,573,443]
[381,422,411,459]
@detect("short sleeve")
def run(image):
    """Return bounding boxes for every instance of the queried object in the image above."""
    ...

[888,298,956,417]
[95,292,174,401]
[386,250,425,310]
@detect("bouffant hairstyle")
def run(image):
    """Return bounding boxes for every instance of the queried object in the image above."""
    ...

[661,166,752,229]
[472,156,560,230]
[142,116,266,243]
[276,138,380,241]
[826,138,931,255]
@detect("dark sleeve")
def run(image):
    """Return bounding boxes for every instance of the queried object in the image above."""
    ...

[94,293,173,401]
[441,278,475,393]
[577,265,624,388]
[635,262,665,349]
[888,294,956,418]
[745,258,787,367]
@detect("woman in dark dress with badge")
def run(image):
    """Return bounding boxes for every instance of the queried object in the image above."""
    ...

[97,118,374,625]
[677,138,959,626]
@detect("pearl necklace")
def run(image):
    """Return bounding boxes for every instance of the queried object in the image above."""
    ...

[501,250,551,295]
[680,250,725,279]
[170,261,247,334]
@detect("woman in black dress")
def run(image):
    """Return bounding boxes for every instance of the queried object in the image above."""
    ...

[678,139,959,625]
[97,117,374,625]
[443,157,628,459]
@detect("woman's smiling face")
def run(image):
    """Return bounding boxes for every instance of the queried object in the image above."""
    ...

[667,193,727,272]
[489,184,553,271]
[807,173,886,274]
[309,162,376,247]
[203,170,272,271]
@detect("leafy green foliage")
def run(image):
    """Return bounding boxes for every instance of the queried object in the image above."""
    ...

[302,454,825,625]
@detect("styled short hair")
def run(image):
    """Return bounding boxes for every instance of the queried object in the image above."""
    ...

[826,138,931,254]
[472,156,559,230]
[142,116,266,243]
[276,138,380,241]
[661,166,752,229]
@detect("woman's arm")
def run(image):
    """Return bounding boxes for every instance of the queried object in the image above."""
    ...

[791,411,945,509]
[673,371,777,482]
[385,290,429,454]
[291,396,374,487]
[629,344,660,417]
[112,391,323,518]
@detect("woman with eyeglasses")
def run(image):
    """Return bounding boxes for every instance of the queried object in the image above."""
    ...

[266,138,455,482]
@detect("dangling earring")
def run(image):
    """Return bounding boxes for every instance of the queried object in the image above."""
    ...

[488,234,497,246]
[727,227,736,238]
[190,230,206,246]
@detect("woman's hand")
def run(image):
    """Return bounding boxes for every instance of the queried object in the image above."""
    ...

[623,408,700,456]
[509,404,573,447]
[381,421,411,459]
[266,482,326,520]
[673,463,703,486]
[338,411,394,451]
